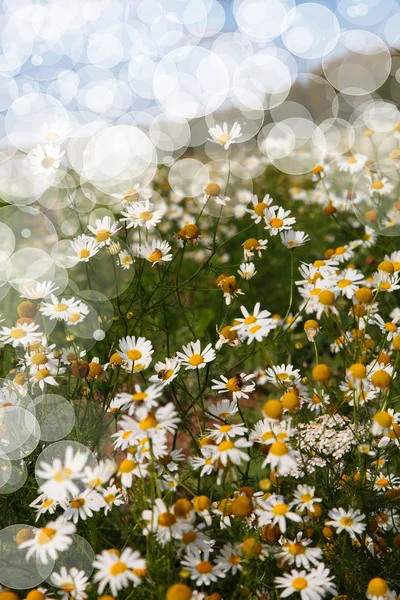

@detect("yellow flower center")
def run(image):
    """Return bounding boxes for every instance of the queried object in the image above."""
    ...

[347,157,357,164]
[367,578,388,596]
[54,303,68,312]
[70,498,85,509]
[37,527,56,545]
[196,561,213,574]
[127,349,142,361]
[139,415,158,430]
[10,329,26,339]
[139,211,153,221]
[219,424,232,433]
[205,182,221,196]
[119,459,136,473]
[132,392,148,401]
[178,531,196,546]
[272,503,289,516]
[300,494,312,502]
[243,315,256,325]
[372,180,384,190]
[288,542,306,556]
[292,577,308,591]
[377,478,389,487]
[188,354,204,366]
[31,352,47,365]
[96,230,111,242]
[254,202,267,216]
[68,313,81,323]
[218,440,234,452]
[110,562,127,576]
[269,217,284,228]
[270,442,288,456]
[226,377,242,392]
[340,516,354,527]
[53,467,72,482]
[41,156,54,168]
[34,369,50,380]
[217,133,231,145]
[158,512,176,527]
[338,279,351,288]
[104,493,116,503]
[148,249,163,262]
[159,369,174,380]
[384,322,397,332]
[78,249,91,259]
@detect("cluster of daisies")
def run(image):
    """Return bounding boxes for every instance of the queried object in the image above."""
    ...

[1,122,400,600]
[288,124,400,234]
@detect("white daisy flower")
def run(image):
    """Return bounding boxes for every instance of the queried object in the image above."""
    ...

[93,548,146,595]
[68,235,100,263]
[208,121,242,150]
[217,542,243,575]
[275,563,337,600]
[121,200,164,230]
[292,485,322,513]
[264,206,296,236]
[117,335,154,372]
[65,301,89,326]
[242,238,268,261]
[141,240,172,266]
[231,303,276,343]
[334,268,365,299]
[29,494,59,522]
[18,517,76,565]
[211,373,255,400]
[29,144,65,175]
[111,184,152,205]
[87,216,121,247]
[337,153,368,174]
[246,194,276,224]
[36,445,89,501]
[113,383,163,415]
[39,295,82,322]
[207,422,248,443]
[119,250,134,270]
[20,281,59,299]
[209,437,252,467]
[149,357,181,386]
[181,547,226,586]
[176,340,216,370]
[31,367,59,390]
[62,490,104,523]
[372,314,399,341]
[101,483,125,515]
[264,364,302,388]
[255,494,301,534]
[51,568,88,600]
[207,399,238,420]
[370,177,394,196]
[142,498,191,544]
[278,533,323,569]
[262,441,297,474]
[326,507,366,538]
[281,230,310,249]
[40,121,70,144]
[0,320,42,348]
[238,262,257,280]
